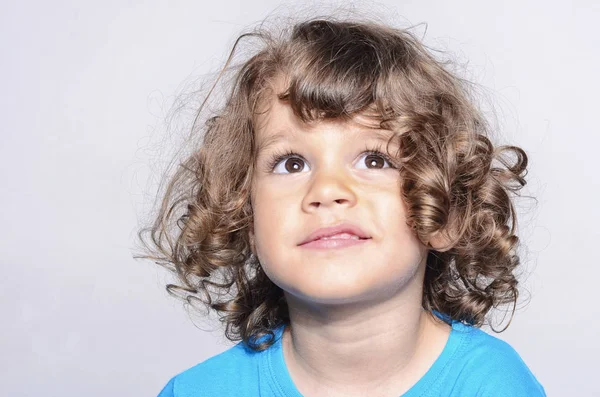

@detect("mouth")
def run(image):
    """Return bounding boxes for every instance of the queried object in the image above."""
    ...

[298,223,372,248]
[299,235,371,249]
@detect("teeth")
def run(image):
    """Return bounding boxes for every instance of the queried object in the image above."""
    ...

[319,233,360,240]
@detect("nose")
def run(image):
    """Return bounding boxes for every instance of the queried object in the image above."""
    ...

[301,166,358,212]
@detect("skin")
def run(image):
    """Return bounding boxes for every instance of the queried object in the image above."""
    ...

[249,90,451,397]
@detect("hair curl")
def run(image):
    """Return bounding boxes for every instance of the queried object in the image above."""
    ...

[136,16,528,351]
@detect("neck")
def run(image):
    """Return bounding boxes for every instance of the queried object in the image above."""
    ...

[281,280,451,396]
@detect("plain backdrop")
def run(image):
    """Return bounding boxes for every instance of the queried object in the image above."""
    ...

[1,0,598,395]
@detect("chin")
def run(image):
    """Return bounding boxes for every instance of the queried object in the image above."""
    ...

[278,271,387,305]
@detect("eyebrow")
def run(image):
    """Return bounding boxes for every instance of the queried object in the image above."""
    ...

[256,129,395,155]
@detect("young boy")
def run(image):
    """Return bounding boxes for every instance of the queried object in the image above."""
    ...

[140,15,545,397]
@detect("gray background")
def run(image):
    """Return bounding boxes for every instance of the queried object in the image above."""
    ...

[2,0,597,395]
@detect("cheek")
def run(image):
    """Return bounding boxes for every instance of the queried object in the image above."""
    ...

[371,189,427,264]
[250,185,293,258]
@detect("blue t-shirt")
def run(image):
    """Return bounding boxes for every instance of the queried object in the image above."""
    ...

[157,321,545,396]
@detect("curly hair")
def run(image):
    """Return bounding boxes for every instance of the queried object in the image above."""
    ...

[136,16,528,351]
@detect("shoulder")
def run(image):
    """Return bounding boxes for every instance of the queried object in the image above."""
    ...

[157,341,263,397]
[450,323,546,396]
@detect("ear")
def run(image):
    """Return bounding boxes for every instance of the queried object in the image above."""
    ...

[427,229,453,253]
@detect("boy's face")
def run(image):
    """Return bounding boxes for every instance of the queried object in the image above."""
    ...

[250,95,429,306]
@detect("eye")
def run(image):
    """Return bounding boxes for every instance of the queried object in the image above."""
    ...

[268,150,310,174]
[274,157,309,174]
[356,151,393,170]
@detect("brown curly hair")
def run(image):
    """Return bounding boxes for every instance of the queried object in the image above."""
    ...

[136,16,528,351]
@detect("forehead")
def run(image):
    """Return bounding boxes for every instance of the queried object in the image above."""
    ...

[254,88,395,152]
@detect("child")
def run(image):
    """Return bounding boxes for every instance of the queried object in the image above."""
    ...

[139,14,546,397]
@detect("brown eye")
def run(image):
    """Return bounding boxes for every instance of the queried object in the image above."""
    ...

[283,158,305,173]
[267,150,310,174]
[363,154,388,169]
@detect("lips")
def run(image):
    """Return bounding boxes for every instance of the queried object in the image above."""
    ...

[298,223,371,246]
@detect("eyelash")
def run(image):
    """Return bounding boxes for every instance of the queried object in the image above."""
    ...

[265,143,397,173]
